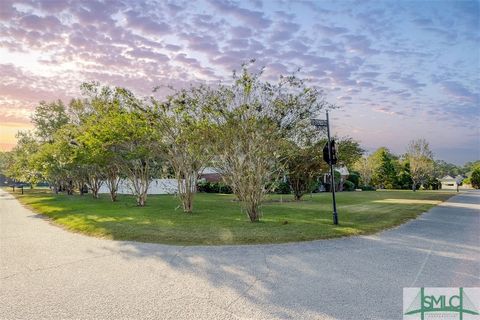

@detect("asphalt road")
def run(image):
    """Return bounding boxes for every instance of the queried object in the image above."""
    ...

[1,189,479,320]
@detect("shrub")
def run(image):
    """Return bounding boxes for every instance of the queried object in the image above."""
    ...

[359,185,376,191]
[197,181,233,194]
[471,168,480,189]
[275,181,291,194]
[218,183,233,194]
[343,180,355,191]
[197,180,211,193]
[347,172,360,188]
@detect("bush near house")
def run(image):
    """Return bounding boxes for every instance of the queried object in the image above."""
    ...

[346,172,360,188]
[197,180,233,194]
[343,180,355,191]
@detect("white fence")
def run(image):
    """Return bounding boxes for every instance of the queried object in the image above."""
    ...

[98,179,179,195]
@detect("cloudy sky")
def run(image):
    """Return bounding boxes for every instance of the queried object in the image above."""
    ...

[0,0,478,164]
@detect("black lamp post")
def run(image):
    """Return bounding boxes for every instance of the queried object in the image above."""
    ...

[311,111,339,225]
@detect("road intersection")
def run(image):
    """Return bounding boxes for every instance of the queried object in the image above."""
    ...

[1,189,479,319]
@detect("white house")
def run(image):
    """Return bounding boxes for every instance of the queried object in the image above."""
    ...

[439,175,463,190]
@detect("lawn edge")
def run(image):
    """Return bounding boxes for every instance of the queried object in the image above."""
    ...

[4,188,458,247]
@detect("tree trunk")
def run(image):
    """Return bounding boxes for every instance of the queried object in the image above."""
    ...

[109,190,117,202]
[137,193,147,207]
[183,195,193,213]
[87,175,103,199]
[177,172,196,213]
[66,180,74,195]
[107,178,118,201]
[105,167,119,202]
[247,206,260,222]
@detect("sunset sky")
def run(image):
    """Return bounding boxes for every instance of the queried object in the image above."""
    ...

[0,0,478,164]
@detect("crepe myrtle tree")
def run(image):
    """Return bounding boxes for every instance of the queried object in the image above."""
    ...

[107,89,163,206]
[76,85,163,206]
[210,62,332,222]
[5,131,41,187]
[75,84,126,201]
[282,140,325,201]
[30,127,80,195]
[31,100,70,143]
[353,156,375,187]
[405,139,434,191]
[146,86,216,213]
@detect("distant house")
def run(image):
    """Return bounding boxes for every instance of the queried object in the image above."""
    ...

[322,166,349,191]
[199,167,222,183]
[0,174,14,187]
[440,175,463,190]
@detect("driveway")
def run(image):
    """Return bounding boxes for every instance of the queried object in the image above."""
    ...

[1,189,479,319]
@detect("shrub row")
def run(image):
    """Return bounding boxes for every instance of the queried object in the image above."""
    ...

[197,181,233,194]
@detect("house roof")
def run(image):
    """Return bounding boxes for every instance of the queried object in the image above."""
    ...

[440,175,455,181]
[201,167,220,174]
[335,166,349,176]
[440,175,463,183]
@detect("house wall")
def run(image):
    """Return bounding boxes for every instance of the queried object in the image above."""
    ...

[441,181,458,190]
[199,173,222,183]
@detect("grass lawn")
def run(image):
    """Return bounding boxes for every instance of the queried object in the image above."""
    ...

[7,188,456,245]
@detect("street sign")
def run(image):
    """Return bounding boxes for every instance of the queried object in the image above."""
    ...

[311,119,328,127]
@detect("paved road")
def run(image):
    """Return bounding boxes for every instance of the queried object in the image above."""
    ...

[1,189,479,319]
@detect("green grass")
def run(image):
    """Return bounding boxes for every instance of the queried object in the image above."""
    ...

[7,188,455,245]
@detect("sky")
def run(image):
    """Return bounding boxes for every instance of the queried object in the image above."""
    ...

[0,0,479,164]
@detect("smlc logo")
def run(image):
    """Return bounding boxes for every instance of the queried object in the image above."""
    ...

[403,287,480,320]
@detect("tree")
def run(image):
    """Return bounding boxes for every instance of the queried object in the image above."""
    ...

[283,136,362,200]
[433,160,461,178]
[31,129,78,194]
[353,156,374,186]
[84,87,162,206]
[405,139,434,191]
[463,160,480,176]
[371,147,397,189]
[76,85,123,201]
[147,86,215,213]
[283,141,325,201]
[0,151,10,176]
[211,63,331,222]
[396,159,413,190]
[31,100,69,142]
[336,137,364,169]
[470,170,480,189]
[5,131,40,186]
[468,165,480,189]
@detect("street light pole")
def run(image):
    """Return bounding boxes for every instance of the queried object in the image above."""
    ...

[311,111,339,225]
[326,111,338,225]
